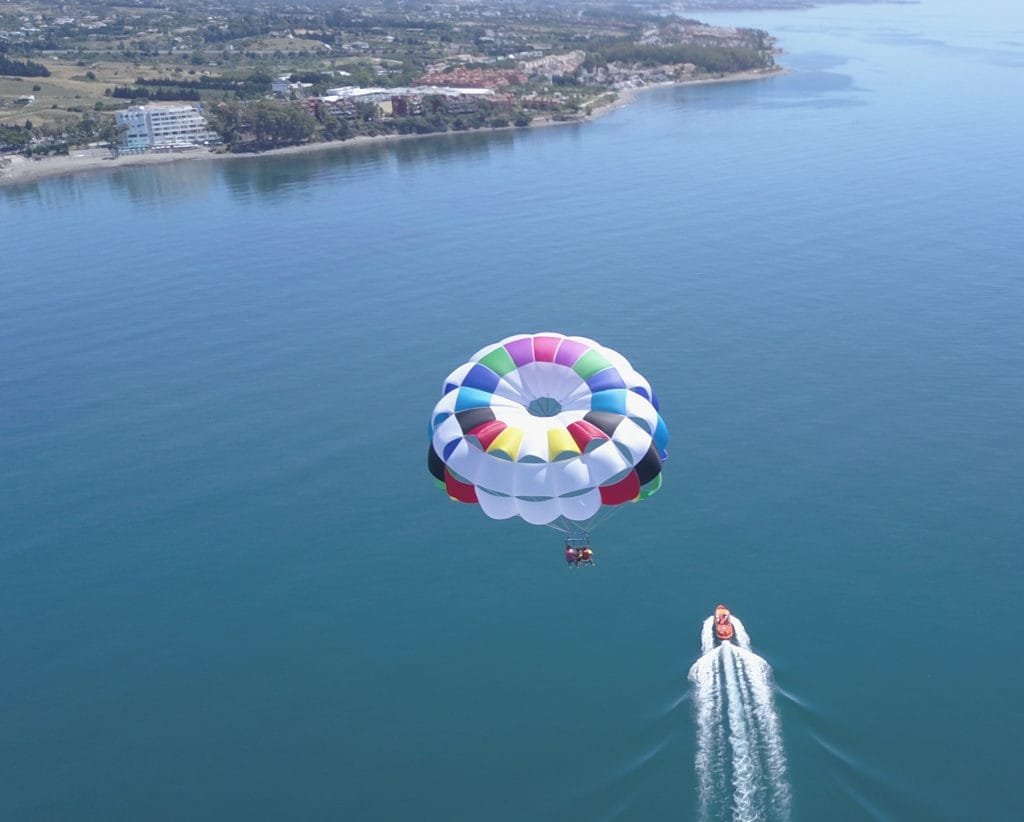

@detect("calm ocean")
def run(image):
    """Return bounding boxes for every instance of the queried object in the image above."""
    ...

[2,1,1022,818]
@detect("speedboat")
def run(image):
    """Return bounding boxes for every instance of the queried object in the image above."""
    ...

[713,604,735,645]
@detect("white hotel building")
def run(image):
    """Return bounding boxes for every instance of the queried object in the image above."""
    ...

[115,104,220,152]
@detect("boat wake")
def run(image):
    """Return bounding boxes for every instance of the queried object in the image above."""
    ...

[689,616,791,821]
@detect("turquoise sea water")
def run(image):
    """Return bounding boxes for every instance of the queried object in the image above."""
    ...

[3,1,1023,818]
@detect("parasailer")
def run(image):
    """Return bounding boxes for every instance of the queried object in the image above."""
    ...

[427,333,668,562]
[564,542,595,567]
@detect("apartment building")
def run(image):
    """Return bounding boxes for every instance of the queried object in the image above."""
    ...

[115,104,220,152]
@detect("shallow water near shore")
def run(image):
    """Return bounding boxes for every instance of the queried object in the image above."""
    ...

[3,0,1023,819]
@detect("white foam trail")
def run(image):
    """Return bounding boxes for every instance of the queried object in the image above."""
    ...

[689,616,791,821]
[734,647,791,819]
[721,642,762,821]
[701,616,715,655]
[731,615,751,650]
[689,648,722,817]
[688,651,729,814]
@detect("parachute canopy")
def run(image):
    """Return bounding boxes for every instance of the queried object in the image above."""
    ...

[428,333,668,527]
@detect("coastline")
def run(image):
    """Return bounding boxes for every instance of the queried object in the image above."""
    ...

[0,68,784,189]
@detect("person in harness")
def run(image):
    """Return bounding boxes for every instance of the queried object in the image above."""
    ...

[565,543,595,566]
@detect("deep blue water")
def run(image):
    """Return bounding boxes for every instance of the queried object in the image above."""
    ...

[3,1,1023,819]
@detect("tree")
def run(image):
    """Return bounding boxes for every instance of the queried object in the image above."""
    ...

[97,117,127,156]
[0,55,50,77]
[205,101,246,145]
[355,101,378,122]
[321,115,351,141]
[251,100,315,148]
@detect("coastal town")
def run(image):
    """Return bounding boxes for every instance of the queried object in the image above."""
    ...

[1,0,780,179]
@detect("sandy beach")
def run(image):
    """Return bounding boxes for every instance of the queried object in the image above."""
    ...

[0,69,783,189]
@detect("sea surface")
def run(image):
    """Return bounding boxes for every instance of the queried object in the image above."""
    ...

[2,0,1023,818]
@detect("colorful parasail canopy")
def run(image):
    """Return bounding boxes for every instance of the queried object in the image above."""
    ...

[427,333,668,528]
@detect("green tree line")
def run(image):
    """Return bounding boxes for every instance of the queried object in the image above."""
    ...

[0,114,122,155]
[205,97,535,153]
[583,43,773,73]
[0,54,51,77]
[205,99,316,150]
[108,72,272,103]
[111,85,202,101]
[133,73,272,93]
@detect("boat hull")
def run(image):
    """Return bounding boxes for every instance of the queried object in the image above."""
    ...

[712,604,735,645]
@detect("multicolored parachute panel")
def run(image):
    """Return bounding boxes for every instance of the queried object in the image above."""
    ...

[428,333,668,527]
